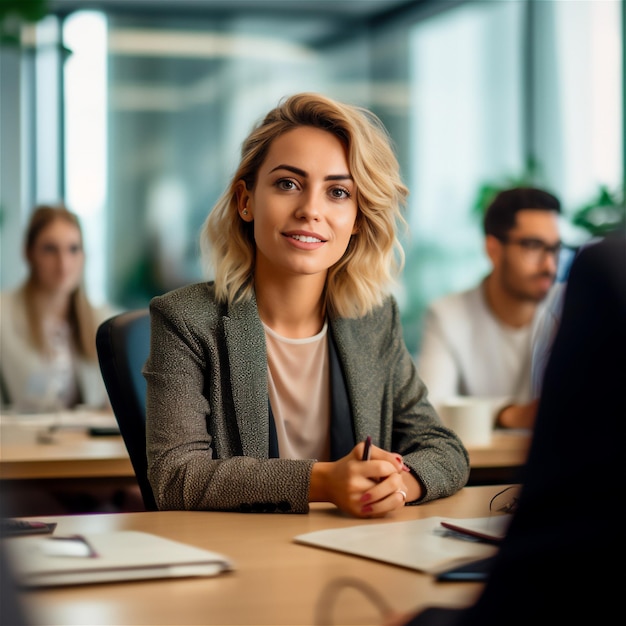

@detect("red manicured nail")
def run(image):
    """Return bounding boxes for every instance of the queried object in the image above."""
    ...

[361,504,373,514]
[360,492,372,503]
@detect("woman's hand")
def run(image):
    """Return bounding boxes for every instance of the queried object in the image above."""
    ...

[309,441,422,518]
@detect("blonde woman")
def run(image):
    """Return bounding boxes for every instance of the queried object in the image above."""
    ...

[145,93,469,517]
[0,205,110,413]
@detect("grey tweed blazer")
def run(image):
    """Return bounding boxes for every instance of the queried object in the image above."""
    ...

[145,282,470,513]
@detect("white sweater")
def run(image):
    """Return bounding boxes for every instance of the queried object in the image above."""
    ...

[0,289,112,412]
[416,281,544,418]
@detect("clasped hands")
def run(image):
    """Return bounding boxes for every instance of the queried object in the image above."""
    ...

[309,440,421,518]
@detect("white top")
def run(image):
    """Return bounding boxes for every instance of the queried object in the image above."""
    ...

[530,281,567,398]
[264,321,330,461]
[416,281,544,417]
[0,289,111,413]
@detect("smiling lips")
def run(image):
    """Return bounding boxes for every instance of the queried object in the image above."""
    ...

[289,234,323,243]
[283,231,327,247]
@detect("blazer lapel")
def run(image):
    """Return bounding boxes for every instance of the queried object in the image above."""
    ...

[222,297,270,459]
[329,316,382,444]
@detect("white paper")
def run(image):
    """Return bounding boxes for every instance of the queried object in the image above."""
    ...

[294,516,502,574]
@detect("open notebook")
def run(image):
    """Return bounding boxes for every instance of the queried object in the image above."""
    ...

[294,515,512,575]
[3,530,234,588]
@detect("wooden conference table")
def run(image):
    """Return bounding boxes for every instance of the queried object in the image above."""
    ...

[0,410,530,514]
[0,413,530,483]
[0,411,132,480]
[466,429,531,485]
[0,411,136,516]
[11,484,510,626]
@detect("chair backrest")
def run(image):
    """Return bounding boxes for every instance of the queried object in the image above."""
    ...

[96,309,157,511]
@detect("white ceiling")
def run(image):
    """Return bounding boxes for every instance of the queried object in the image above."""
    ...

[49,0,423,20]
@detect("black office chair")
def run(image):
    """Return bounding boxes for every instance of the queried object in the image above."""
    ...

[96,309,157,511]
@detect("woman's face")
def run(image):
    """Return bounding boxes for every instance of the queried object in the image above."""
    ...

[240,125,358,282]
[27,218,84,296]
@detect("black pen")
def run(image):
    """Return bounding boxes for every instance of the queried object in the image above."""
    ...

[361,435,372,461]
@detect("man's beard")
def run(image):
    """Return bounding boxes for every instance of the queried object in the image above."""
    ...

[500,266,556,303]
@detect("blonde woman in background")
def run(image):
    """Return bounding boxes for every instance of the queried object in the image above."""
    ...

[0,204,111,413]
[145,93,469,517]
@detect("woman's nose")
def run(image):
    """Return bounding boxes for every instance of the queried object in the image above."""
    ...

[59,251,78,274]
[294,190,321,220]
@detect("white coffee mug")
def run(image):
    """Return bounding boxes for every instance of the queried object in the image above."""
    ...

[439,396,494,447]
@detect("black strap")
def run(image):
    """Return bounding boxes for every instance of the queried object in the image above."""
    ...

[328,330,355,460]
[0,367,11,409]
[268,399,279,458]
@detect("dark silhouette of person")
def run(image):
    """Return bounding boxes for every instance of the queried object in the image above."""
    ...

[392,228,626,625]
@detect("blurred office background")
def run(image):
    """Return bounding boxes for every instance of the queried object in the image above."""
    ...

[1,0,623,353]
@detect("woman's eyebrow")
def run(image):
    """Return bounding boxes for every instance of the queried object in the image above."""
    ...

[268,164,352,181]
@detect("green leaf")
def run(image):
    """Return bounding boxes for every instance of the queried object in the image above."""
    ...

[0,1,48,23]
[571,185,625,236]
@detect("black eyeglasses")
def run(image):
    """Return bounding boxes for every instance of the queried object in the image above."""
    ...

[498,236,562,261]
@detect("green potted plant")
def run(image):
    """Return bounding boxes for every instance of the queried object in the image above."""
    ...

[0,0,48,47]
[570,184,625,237]
[470,156,547,222]
[471,157,624,240]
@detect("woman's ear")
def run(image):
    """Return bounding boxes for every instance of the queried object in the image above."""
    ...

[235,180,253,221]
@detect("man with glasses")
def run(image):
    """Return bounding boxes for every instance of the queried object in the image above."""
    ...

[416,187,562,430]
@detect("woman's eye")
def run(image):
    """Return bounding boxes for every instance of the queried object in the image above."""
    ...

[276,179,297,191]
[330,187,351,199]
[69,244,82,254]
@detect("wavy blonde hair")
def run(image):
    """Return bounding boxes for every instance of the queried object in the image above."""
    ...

[22,204,99,360]
[202,92,408,318]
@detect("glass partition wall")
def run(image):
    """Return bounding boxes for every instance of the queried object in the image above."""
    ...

[1,0,622,353]
[67,9,375,310]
